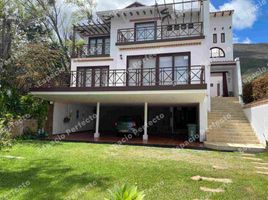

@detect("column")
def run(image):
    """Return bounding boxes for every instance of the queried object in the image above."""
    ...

[143,102,148,141]
[94,102,100,138]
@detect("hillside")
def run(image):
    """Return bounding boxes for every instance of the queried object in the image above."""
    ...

[234,44,268,77]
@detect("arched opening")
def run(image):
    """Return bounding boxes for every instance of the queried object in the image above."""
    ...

[210,47,225,58]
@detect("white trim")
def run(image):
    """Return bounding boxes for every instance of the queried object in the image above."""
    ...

[30,89,206,96]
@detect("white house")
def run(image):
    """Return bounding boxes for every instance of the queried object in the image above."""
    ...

[31,0,266,151]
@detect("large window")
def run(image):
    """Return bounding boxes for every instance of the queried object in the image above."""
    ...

[159,54,189,85]
[77,66,109,87]
[210,47,225,58]
[88,37,110,56]
[127,53,190,86]
[128,56,156,86]
[135,22,156,42]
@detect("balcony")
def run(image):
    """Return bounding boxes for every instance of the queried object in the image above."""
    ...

[74,44,110,58]
[32,66,206,91]
[117,22,204,45]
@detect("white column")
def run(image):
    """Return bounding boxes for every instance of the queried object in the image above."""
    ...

[199,99,207,142]
[143,102,148,141]
[94,102,100,138]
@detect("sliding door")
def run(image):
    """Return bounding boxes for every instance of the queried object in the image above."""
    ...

[76,66,108,87]
[174,56,189,84]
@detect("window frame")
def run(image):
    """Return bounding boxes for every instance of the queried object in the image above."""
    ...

[88,37,110,56]
[221,33,225,43]
[213,33,217,43]
[134,21,157,42]
[210,47,225,58]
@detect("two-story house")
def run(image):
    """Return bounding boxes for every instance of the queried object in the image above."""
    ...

[31,0,265,151]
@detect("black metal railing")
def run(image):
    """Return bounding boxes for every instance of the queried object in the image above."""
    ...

[75,44,110,58]
[117,22,203,44]
[37,66,205,89]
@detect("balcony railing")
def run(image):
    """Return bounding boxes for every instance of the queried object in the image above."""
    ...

[74,44,110,58]
[117,22,203,44]
[36,66,205,90]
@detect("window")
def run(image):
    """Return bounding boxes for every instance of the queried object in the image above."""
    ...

[135,22,156,41]
[213,34,217,43]
[159,54,189,85]
[128,56,156,86]
[221,33,225,43]
[88,37,110,56]
[210,47,225,58]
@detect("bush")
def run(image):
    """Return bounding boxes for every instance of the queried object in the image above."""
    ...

[243,73,268,104]
[105,184,145,200]
[0,124,12,150]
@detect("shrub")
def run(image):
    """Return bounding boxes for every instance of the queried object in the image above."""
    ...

[243,73,268,104]
[0,124,12,150]
[104,184,145,200]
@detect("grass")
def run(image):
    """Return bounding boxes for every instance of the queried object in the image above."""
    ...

[0,141,268,200]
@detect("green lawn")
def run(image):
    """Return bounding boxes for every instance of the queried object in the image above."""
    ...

[0,141,268,200]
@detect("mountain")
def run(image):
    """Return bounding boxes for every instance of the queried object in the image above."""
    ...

[234,43,268,77]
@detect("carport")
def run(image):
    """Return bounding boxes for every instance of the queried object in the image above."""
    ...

[32,89,208,143]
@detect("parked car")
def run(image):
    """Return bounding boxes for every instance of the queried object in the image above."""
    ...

[115,116,142,136]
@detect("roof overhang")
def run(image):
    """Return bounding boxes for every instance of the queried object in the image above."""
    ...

[30,89,207,105]
[210,10,234,17]
[211,61,236,66]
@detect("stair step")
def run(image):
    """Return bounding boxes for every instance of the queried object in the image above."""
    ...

[204,142,266,153]
[206,97,262,146]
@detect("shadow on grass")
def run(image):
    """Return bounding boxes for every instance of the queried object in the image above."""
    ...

[0,157,111,200]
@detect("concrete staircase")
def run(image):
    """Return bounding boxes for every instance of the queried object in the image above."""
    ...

[204,97,266,152]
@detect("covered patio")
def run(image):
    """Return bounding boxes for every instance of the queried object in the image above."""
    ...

[47,132,204,149]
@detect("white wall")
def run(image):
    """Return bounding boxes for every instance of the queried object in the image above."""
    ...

[244,103,268,145]
[209,14,233,62]
[52,103,95,135]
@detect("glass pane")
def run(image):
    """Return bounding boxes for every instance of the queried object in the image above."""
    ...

[143,57,156,86]
[89,39,96,55]
[77,69,84,87]
[174,56,188,84]
[128,58,142,86]
[159,56,173,85]
[135,23,155,41]
[104,38,110,55]
[85,69,92,87]
[96,39,103,55]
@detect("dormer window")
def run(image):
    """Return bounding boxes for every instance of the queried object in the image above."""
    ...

[210,47,225,58]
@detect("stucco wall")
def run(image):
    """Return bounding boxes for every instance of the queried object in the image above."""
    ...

[243,100,268,145]
[209,14,233,62]
[52,103,95,135]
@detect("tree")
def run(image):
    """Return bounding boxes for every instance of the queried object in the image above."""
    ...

[18,0,95,70]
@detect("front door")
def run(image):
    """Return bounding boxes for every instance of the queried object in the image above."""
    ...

[210,73,223,97]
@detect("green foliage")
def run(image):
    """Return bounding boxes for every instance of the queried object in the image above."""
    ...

[105,184,145,200]
[243,73,268,104]
[0,122,12,150]
[0,84,48,129]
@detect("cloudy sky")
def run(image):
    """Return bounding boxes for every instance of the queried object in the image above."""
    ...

[92,0,268,43]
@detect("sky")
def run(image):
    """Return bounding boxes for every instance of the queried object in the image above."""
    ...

[92,0,268,44]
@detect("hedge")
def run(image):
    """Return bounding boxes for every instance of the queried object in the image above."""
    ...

[243,73,268,104]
